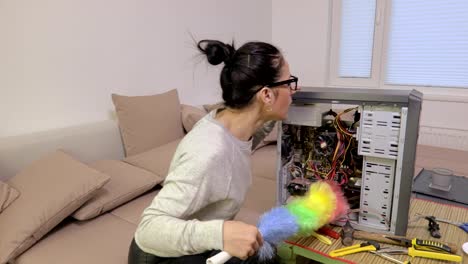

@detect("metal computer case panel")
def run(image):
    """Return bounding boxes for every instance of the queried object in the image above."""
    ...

[276,87,422,236]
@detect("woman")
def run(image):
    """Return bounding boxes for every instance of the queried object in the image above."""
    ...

[128,39,299,264]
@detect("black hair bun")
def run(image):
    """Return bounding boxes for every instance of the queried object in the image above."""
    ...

[197,40,235,66]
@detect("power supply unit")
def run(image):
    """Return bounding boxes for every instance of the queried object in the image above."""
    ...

[276,87,422,236]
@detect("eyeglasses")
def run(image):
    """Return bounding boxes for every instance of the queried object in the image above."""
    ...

[250,75,299,98]
[266,75,299,92]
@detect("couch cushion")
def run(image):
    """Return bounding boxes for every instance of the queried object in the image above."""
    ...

[111,189,160,225]
[124,139,181,179]
[242,145,277,214]
[0,150,110,263]
[181,104,207,132]
[0,181,20,213]
[251,144,277,181]
[72,160,162,221]
[15,214,136,264]
[112,89,184,156]
[234,207,261,226]
[242,176,277,214]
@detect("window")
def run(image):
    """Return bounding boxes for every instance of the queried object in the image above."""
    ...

[329,0,468,90]
[386,0,468,88]
[338,0,376,78]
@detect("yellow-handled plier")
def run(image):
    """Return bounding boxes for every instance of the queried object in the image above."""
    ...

[329,241,380,257]
[378,247,462,262]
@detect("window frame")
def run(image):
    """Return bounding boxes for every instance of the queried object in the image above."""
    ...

[328,0,386,88]
[327,0,468,102]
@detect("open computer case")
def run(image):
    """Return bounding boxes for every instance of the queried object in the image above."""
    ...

[276,87,422,236]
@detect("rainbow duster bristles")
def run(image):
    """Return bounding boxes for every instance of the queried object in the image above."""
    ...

[327,181,349,221]
[256,207,298,261]
[256,181,349,261]
[258,207,299,245]
[286,181,348,234]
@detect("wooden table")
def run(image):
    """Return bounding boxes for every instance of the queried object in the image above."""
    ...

[278,145,468,264]
[279,198,467,264]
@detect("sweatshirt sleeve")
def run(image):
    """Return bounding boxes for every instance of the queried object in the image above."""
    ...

[252,120,277,150]
[134,150,228,257]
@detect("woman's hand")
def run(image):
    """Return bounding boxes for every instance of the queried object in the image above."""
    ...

[222,220,264,260]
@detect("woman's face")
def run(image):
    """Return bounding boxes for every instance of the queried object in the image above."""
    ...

[270,60,297,120]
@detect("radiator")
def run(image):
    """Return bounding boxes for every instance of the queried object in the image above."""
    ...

[418,126,468,151]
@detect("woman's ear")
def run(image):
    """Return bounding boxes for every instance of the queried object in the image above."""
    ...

[257,87,275,105]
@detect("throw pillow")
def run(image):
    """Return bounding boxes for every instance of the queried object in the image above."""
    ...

[72,160,162,220]
[124,139,182,180]
[112,89,184,156]
[181,104,207,132]
[0,150,110,263]
[0,181,20,213]
[203,102,225,113]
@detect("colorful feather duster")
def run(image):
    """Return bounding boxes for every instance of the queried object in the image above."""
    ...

[206,180,349,264]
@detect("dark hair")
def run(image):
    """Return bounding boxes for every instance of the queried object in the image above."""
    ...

[197,39,284,109]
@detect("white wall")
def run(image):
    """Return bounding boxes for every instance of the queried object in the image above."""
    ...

[272,0,330,87]
[272,0,468,151]
[0,0,272,137]
[5,0,467,150]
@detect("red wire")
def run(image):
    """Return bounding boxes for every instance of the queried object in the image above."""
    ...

[309,161,322,181]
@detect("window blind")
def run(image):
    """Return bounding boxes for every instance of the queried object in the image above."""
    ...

[339,0,377,78]
[386,0,468,88]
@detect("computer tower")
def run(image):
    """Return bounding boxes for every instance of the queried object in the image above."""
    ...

[277,87,422,236]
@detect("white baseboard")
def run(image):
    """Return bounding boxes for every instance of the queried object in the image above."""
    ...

[418,126,468,151]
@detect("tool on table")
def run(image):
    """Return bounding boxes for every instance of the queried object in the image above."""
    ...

[385,236,453,253]
[433,216,468,233]
[378,247,462,262]
[370,251,411,264]
[329,241,380,257]
[310,231,332,245]
[340,220,354,246]
[413,213,468,235]
[424,216,441,238]
[318,226,340,239]
[350,231,458,254]
[339,219,458,255]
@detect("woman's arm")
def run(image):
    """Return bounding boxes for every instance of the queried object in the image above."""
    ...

[135,152,227,257]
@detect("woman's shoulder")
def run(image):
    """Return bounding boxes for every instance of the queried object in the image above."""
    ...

[183,114,227,141]
[177,120,230,157]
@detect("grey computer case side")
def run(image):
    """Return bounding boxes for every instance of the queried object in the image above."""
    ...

[277,87,422,236]
[392,90,423,235]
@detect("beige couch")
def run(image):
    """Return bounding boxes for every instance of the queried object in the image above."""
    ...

[0,106,278,264]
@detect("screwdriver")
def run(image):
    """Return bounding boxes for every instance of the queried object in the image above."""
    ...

[433,217,468,233]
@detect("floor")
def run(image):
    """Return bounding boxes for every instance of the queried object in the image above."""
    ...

[415,144,468,178]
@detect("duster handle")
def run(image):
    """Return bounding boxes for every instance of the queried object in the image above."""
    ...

[206,251,231,264]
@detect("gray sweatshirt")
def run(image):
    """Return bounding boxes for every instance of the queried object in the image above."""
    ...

[134,110,276,257]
